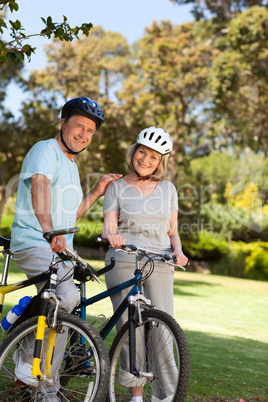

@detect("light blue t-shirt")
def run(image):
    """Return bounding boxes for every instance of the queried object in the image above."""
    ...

[11,139,83,252]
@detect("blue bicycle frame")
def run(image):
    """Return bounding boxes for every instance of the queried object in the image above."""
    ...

[76,267,143,340]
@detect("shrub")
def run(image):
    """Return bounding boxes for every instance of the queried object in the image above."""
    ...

[1,214,13,238]
[245,245,268,280]
[74,218,103,248]
[182,231,268,280]
[182,231,229,261]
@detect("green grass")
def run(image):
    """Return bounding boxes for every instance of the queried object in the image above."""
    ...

[0,254,267,401]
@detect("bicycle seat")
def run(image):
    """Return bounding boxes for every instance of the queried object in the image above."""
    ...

[0,236,11,250]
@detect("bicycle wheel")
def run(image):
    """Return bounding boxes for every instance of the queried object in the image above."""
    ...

[0,312,109,401]
[109,309,190,402]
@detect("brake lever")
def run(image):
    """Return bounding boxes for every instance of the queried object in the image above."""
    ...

[162,254,187,271]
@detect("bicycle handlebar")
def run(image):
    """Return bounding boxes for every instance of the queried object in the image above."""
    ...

[95,237,187,271]
[59,249,101,284]
[43,227,80,243]
[43,228,101,284]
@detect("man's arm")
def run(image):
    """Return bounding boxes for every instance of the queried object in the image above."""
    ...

[31,174,67,252]
[76,173,122,219]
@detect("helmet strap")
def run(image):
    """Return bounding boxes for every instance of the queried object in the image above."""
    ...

[60,124,85,156]
[135,168,158,180]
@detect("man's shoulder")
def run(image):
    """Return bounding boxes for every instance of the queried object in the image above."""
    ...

[26,139,60,162]
[30,138,58,152]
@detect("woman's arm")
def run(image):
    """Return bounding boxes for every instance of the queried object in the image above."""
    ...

[168,211,188,266]
[102,210,126,248]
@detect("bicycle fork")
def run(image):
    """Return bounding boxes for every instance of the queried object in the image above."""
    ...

[32,262,60,383]
[128,294,154,381]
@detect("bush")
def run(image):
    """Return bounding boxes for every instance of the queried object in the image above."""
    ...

[182,231,229,261]
[73,218,103,248]
[245,245,268,280]
[0,214,103,248]
[182,231,268,280]
[1,214,13,238]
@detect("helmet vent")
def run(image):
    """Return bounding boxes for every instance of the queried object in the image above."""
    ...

[143,132,147,138]
[161,141,167,146]
[155,135,161,143]
[149,132,155,140]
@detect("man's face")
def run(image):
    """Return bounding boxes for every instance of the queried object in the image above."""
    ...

[61,115,96,155]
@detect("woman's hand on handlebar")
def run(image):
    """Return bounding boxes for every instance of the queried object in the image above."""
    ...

[172,251,188,266]
[106,234,126,249]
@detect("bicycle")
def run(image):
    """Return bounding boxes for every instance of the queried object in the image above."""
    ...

[0,228,110,401]
[69,233,191,401]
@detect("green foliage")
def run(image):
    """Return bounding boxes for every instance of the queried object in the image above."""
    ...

[0,3,267,283]
[169,0,265,22]
[1,213,13,237]
[74,217,103,248]
[244,244,268,280]
[209,6,268,154]
[182,231,229,261]
[183,231,268,280]
[27,26,131,100]
[0,1,93,63]
[117,20,213,182]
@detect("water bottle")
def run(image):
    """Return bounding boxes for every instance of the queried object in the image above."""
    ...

[1,296,32,331]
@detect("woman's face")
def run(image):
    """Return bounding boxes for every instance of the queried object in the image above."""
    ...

[133,145,161,176]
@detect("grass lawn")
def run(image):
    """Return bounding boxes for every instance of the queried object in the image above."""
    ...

[0,254,267,401]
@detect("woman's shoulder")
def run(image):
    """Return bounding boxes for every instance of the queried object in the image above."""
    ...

[110,177,126,187]
[106,177,126,194]
[159,180,177,190]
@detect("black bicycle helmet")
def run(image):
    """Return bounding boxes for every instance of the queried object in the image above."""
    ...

[61,97,105,130]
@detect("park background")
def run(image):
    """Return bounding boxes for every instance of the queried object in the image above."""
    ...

[0,1,267,400]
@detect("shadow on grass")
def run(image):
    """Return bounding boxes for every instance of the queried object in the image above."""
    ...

[184,330,268,401]
[75,312,268,401]
[0,301,267,402]
[173,277,220,297]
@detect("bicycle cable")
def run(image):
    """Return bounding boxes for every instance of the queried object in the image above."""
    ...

[52,261,76,289]
[140,253,155,283]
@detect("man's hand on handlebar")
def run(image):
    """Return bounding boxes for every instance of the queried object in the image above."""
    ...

[50,235,67,253]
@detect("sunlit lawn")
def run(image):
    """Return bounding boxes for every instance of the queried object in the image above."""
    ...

[0,254,267,401]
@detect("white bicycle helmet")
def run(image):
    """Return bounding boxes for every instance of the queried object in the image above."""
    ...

[137,127,172,155]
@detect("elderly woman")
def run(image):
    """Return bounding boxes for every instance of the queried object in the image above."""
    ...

[102,127,188,402]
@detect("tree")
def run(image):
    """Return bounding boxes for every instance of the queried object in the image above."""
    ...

[0,99,59,230]
[208,6,268,154]
[116,20,213,183]
[20,27,133,177]
[25,26,131,100]
[169,0,265,21]
[0,0,93,63]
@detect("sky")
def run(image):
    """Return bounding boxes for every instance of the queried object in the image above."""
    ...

[4,0,193,115]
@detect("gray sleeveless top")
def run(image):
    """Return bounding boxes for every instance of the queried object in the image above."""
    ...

[103,178,178,254]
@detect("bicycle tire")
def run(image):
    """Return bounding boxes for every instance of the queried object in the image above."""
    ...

[0,312,109,401]
[109,309,190,402]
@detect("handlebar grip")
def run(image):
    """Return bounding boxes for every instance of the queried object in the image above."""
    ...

[43,227,80,242]
[95,237,110,246]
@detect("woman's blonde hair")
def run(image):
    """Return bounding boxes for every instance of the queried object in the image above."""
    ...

[126,144,169,181]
